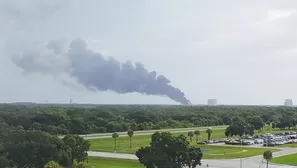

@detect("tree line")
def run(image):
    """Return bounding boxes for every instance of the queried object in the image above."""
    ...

[0,122,91,168]
[1,104,297,167]
[1,104,297,135]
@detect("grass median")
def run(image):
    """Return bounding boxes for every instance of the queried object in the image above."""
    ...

[281,143,297,148]
[201,145,278,159]
[272,153,297,166]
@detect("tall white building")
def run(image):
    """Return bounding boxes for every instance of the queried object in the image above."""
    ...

[284,99,293,106]
[207,99,217,106]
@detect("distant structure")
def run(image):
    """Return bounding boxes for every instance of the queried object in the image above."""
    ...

[187,100,192,106]
[207,99,217,106]
[284,99,293,106]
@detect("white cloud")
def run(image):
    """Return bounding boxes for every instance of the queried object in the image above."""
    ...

[1,0,297,105]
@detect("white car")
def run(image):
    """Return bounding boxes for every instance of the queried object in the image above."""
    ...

[254,139,264,144]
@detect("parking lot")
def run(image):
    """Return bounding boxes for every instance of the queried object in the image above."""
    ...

[199,131,297,147]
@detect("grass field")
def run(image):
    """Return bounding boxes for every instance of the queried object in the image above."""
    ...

[78,125,227,138]
[88,157,143,168]
[272,153,297,166]
[90,129,228,153]
[89,128,287,153]
[197,145,278,159]
[281,143,297,148]
[89,128,279,159]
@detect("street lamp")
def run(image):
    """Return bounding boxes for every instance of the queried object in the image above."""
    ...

[240,124,245,168]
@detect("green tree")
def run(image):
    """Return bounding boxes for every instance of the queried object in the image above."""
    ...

[127,129,134,148]
[112,132,119,151]
[271,122,276,130]
[226,124,245,137]
[136,132,203,168]
[206,128,212,142]
[2,130,71,168]
[225,126,232,138]
[63,135,90,164]
[194,130,200,143]
[187,131,194,142]
[44,161,63,168]
[246,116,264,130]
[263,150,273,168]
[0,156,10,168]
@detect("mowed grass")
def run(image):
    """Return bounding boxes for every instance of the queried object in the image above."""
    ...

[89,128,279,159]
[81,125,227,138]
[199,145,279,159]
[281,143,297,148]
[272,153,297,166]
[88,157,143,168]
[89,129,228,153]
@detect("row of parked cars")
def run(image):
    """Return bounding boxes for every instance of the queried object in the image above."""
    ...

[223,132,297,147]
[262,133,297,147]
[197,139,225,144]
[196,131,297,146]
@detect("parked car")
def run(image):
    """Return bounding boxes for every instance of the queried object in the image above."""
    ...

[254,139,264,144]
[264,142,275,147]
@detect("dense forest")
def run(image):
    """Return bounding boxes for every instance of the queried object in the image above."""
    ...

[0,104,296,135]
[1,104,297,167]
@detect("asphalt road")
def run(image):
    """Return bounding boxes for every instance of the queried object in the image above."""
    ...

[88,147,297,168]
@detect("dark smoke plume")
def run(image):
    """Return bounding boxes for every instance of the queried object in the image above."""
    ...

[13,39,190,105]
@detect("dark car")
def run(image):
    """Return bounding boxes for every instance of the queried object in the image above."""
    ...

[264,142,275,147]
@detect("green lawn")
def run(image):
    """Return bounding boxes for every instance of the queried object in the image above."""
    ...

[89,126,292,159]
[200,145,279,159]
[281,143,297,148]
[89,127,279,159]
[88,157,143,168]
[272,153,297,166]
[78,125,227,138]
[89,129,228,153]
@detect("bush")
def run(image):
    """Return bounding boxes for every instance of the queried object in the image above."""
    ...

[73,162,95,168]
[44,161,62,168]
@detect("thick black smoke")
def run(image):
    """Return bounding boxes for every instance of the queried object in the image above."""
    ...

[14,39,190,105]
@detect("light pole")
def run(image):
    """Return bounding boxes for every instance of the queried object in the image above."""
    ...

[240,124,245,168]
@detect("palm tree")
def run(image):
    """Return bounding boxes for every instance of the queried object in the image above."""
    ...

[206,127,212,142]
[127,129,134,148]
[263,150,273,168]
[112,132,119,151]
[187,131,194,142]
[194,130,200,143]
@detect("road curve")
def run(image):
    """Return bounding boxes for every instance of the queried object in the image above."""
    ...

[88,147,297,168]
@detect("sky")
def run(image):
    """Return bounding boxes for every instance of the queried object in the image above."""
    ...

[1,0,297,105]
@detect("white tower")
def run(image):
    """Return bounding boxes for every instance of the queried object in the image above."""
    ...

[284,99,293,106]
[207,99,217,106]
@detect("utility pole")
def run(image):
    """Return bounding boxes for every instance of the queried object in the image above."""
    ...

[240,158,243,168]
[240,124,245,168]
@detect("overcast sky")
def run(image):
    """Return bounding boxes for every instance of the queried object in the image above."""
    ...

[1,0,297,105]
